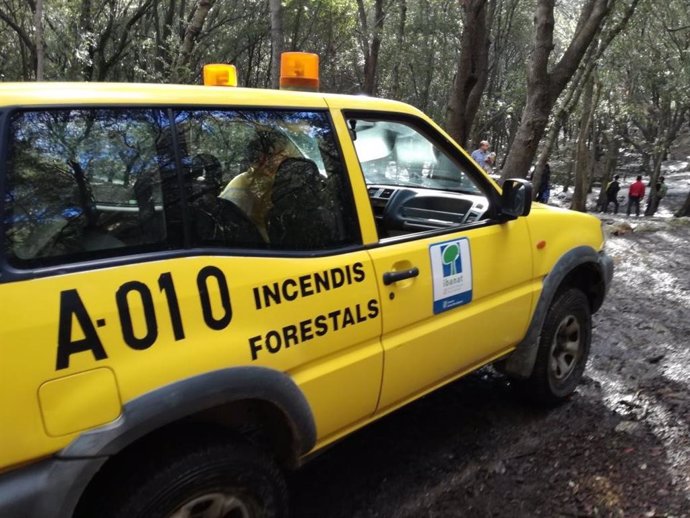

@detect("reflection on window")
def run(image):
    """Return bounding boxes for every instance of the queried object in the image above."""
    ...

[3,109,360,267]
[350,119,482,195]
[4,109,172,265]
[175,110,358,250]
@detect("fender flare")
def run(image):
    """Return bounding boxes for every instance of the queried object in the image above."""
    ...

[59,366,317,459]
[502,246,613,379]
[13,367,315,518]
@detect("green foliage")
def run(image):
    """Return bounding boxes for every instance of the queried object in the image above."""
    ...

[602,0,690,160]
[0,0,688,169]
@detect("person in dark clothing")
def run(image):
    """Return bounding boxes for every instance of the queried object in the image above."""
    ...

[603,174,621,214]
[536,163,551,203]
[627,175,646,217]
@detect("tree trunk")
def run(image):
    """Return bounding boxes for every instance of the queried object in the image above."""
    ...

[644,153,664,215]
[269,0,284,89]
[531,0,639,192]
[33,0,44,80]
[571,76,598,212]
[391,0,407,99]
[501,0,613,180]
[562,148,576,193]
[587,125,600,194]
[174,0,215,82]
[644,106,688,215]
[446,0,490,149]
[502,0,557,179]
[357,0,385,95]
[0,1,43,79]
[596,134,619,210]
[531,45,597,197]
[290,0,303,50]
[501,83,553,178]
[78,0,95,80]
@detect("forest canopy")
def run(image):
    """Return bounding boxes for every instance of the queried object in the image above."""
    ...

[1,0,689,215]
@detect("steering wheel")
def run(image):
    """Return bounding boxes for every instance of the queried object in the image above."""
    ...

[382,188,417,231]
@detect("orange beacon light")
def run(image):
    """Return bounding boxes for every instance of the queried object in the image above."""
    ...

[203,64,238,87]
[279,52,319,91]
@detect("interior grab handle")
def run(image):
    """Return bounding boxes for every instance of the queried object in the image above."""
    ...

[383,267,419,286]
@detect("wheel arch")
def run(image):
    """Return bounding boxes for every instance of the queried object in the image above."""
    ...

[54,367,315,518]
[500,246,613,380]
[559,261,608,313]
[62,366,315,463]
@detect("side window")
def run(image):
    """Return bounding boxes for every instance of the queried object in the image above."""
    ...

[348,118,491,238]
[4,109,175,266]
[174,109,359,250]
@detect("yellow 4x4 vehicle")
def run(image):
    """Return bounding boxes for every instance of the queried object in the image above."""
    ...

[0,76,612,518]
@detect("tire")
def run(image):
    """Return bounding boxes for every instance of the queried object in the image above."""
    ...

[522,288,592,403]
[77,434,288,518]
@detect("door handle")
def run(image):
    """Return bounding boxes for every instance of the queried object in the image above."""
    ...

[383,267,419,286]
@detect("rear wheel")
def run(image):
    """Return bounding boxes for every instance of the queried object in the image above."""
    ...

[77,435,288,518]
[522,288,592,403]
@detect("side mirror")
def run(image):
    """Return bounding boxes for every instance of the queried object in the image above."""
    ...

[500,178,532,219]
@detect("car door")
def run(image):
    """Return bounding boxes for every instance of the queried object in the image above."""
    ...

[336,110,538,412]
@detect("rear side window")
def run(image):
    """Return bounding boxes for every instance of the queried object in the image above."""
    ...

[4,109,176,266]
[2,108,359,269]
[174,109,359,250]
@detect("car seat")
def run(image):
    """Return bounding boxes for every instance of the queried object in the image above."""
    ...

[195,197,265,248]
[267,158,338,249]
[186,154,264,247]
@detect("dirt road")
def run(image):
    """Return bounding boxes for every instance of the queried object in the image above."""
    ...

[290,217,690,517]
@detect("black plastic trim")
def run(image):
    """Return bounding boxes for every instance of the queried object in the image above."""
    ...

[0,456,106,518]
[168,107,193,248]
[0,109,8,283]
[502,246,614,379]
[383,267,419,285]
[59,366,317,459]
[373,218,500,247]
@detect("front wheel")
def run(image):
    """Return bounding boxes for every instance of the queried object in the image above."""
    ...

[77,435,288,518]
[522,288,592,403]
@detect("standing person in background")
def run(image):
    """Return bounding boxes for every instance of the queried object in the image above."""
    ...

[627,175,646,217]
[603,175,621,213]
[471,141,491,172]
[536,162,551,203]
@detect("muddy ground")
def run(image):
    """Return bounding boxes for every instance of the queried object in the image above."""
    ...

[289,183,690,516]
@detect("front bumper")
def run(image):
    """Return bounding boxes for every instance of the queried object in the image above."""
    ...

[0,456,105,518]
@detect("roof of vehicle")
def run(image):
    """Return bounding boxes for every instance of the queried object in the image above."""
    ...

[0,82,422,115]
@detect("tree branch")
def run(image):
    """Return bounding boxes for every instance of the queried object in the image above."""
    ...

[549,0,613,96]
[0,8,36,52]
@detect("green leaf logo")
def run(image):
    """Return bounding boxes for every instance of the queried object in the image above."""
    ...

[442,243,460,276]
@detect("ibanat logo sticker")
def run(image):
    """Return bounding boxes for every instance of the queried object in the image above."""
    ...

[429,238,473,314]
